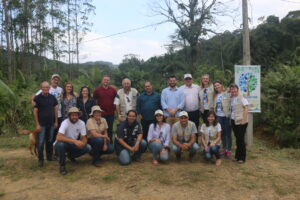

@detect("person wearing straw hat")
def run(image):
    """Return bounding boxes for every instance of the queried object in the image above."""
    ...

[147,109,170,165]
[54,107,91,175]
[86,105,114,167]
[171,111,199,162]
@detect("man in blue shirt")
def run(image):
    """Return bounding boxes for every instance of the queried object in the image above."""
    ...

[161,75,185,127]
[137,81,161,140]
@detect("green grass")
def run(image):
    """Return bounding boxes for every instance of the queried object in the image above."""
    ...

[102,173,118,183]
[0,134,28,149]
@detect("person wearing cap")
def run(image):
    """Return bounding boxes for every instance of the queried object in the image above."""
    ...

[114,110,147,165]
[199,74,214,124]
[161,75,185,127]
[147,109,170,165]
[54,107,91,175]
[137,81,161,141]
[93,75,117,142]
[180,73,200,143]
[32,74,63,155]
[33,81,58,167]
[114,78,139,122]
[171,111,199,162]
[86,106,114,167]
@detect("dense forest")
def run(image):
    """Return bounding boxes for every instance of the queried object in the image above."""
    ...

[0,0,299,147]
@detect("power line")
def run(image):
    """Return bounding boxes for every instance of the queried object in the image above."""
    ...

[82,20,170,43]
[279,0,300,4]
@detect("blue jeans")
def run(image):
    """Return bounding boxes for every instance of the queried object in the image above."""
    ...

[172,142,200,155]
[102,115,114,143]
[117,139,147,165]
[203,145,221,161]
[38,125,54,161]
[217,116,232,151]
[148,142,169,161]
[54,142,91,166]
[88,137,114,163]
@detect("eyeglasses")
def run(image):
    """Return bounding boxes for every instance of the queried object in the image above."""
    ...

[126,97,130,103]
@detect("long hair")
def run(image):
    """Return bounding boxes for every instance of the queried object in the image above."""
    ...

[79,86,91,100]
[153,114,166,130]
[205,111,218,127]
[201,74,210,88]
[63,82,75,99]
[213,80,225,99]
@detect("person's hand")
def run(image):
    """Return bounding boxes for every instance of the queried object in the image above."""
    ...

[133,144,139,152]
[105,136,110,142]
[240,119,247,125]
[155,139,162,144]
[210,142,215,147]
[160,148,166,155]
[182,143,189,151]
[35,124,41,132]
[74,140,85,148]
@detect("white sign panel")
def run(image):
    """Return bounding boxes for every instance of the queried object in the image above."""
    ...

[234,65,261,113]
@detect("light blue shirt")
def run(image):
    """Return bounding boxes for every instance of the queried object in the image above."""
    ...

[161,87,185,117]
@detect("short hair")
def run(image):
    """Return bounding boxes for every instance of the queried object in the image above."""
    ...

[229,83,239,90]
[122,78,131,85]
[144,81,151,86]
[168,75,177,80]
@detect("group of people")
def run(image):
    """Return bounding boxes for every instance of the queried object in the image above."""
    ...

[32,73,249,175]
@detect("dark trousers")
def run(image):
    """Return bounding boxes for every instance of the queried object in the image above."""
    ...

[38,125,54,161]
[88,137,114,163]
[141,119,154,141]
[217,116,232,151]
[102,115,114,143]
[187,110,200,143]
[54,142,91,166]
[201,110,209,124]
[231,120,248,162]
[203,145,221,161]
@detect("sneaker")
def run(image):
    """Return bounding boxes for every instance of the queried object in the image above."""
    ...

[59,166,67,175]
[226,151,232,157]
[220,149,227,156]
[237,160,245,164]
[38,160,44,168]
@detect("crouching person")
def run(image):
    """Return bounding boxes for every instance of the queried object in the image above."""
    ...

[200,111,222,166]
[87,106,114,167]
[172,111,199,162]
[114,110,147,165]
[55,107,91,175]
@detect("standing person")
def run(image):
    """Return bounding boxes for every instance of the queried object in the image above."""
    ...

[161,75,185,127]
[33,81,58,167]
[137,81,161,140]
[114,78,139,122]
[200,111,222,166]
[114,110,147,165]
[86,106,114,167]
[171,111,199,162]
[213,80,232,157]
[93,75,117,142]
[180,73,200,142]
[54,107,91,175]
[147,110,170,165]
[230,83,249,163]
[32,74,63,149]
[199,74,214,124]
[77,86,94,123]
[61,82,78,120]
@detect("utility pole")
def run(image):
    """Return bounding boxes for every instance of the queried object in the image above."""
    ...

[242,0,253,146]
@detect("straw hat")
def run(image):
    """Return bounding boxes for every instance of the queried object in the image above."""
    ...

[89,105,104,116]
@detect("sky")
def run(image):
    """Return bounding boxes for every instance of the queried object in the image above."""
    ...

[79,0,300,64]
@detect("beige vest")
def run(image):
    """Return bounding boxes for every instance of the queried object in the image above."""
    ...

[174,121,194,143]
[201,124,221,146]
[199,84,214,113]
[117,88,138,117]
[232,96,248,125]
[214,92,231,117]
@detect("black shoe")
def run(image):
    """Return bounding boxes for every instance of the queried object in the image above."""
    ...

[175,153,181,162]
[92,161,101,168]
[47,157,54,162]
[67,153,77,163]
[38,160,44,168]
[59,166,67,175]
[133,157,144,163]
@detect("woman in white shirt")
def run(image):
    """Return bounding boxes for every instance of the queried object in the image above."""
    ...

[229,84,249,163]
[147,110,170,165]
[200,111,222,166]
[213,80,232,157]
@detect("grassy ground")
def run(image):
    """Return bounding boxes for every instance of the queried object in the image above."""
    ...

[0,133,299,200]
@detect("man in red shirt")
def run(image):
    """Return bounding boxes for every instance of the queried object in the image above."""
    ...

[93,75,117,143]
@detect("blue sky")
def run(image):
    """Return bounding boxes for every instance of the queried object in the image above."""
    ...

[79,0,300,64]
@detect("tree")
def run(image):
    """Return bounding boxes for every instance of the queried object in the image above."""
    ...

[151,0,226,73]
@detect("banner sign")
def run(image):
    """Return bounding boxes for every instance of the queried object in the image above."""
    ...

[234,65,261,113]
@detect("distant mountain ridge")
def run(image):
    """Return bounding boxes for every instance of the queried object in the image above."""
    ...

[81,61,117,67]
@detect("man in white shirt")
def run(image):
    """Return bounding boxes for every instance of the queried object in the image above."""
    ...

[114,78,139,122]
[54,107,91,175]
[180,74,200,142]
